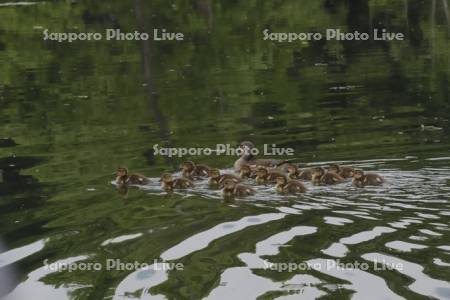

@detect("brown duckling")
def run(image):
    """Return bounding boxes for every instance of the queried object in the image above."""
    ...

[239,165,257,179]
[266,168,288,183]
[298,168,313,180]
[222,178,255,197]
[254,167,285,184]
[255,167,268,184]
[207,168,241,187]
[285,164,298,179]
[116,167,150,185]
[311,167,345,185]
[275,175,307,194]
[352,170,384,187]
[328,163,354,179]
[233,141,292,171]
[286,164,313,180]
[181,161,210,179]
[160,173,194,191]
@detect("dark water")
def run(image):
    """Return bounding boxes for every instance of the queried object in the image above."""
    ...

[0,1,450,299]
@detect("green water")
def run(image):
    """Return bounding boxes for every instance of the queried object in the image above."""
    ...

[0,0,449,299]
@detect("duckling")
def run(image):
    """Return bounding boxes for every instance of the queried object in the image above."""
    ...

[160,173,193,191]
[352,170,384,187]
[181,161,210,179]
[233,141,293,171]
[275,175,307,194]
[239,165,257,179]
[254,166,285,184]
[311,167,345,185]
[222,178,255,197]
[207,168,241,187]
[328,163,354,179]
[298,168,313,180]
[266,168,288,183]
[255,167,268,184]
[286,164,300,180]
[115,167,150,185]
[286,164,313,180]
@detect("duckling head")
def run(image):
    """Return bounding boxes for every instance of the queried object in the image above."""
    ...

[276,175,287,185]
[328,164,340,174]
[239,165,252,178]
[208,168,221,179]
[353,170,364,180]
[160,173,173,183]
[222,178,237,190]
[117,167,128,177]
[311,167,325,179]
[286,164,298,175]
[255,167,268,178]
[181,161,195,172]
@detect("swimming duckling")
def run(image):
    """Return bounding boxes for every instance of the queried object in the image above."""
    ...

[328,163,354,179]
[352,170,384,187]
[239,165,257,179]
[286,164,313,180]
[311,167,345,185]
[285,164,300,180]
[298,168,313,180]
[207,168,241,187]
[222,178,255,197]
[233,141,292,171]
[254,167,285,184]
[255,167,268,184]
[160,173,194,191]
[181,161,210,179]
[275,175,307,194]
[115,167,150,185]
[266,168,288,183]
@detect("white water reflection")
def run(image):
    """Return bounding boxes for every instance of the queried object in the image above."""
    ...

[385,241,427,252]
[0,2,39,7]
[418,229,443,236]
[433,258,450,267]
[389,218,422,229]
[101,233,143,246]
[205,226,320,300]
[306,259,404,300]
[113,262,170,300]
[321,226,398,258]
[255,226,317,256]
[362,253,450,299]
[161,213,286,260]
[409,235,429,241]
[321,243,349,258]
[0,238,48,268]
[323,216,353,226]
[4,256,90,300]
[340,226,396,245]
[437,246,450,252]
[113,213,288,299]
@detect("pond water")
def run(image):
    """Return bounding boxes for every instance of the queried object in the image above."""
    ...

[0,1,449,299]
